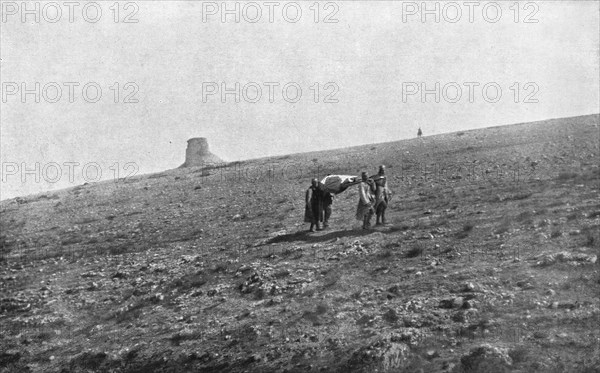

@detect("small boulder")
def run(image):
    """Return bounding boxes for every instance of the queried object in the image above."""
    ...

[87,282,99,291]
[462,300,478,309]
[383,309,399,323]
[439,297,464,309]
[460,344,512,373]
[463,282,476,292]
[387,285,400,294]
[425,349,439,359]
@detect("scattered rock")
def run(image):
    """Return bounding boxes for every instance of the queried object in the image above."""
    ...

[268,296,283,306]
[82,271,101,278]
[345,337,411,372]
[383,309,399,323]
[460,344,512,373]
[462,300,478,309]
[249,353,262,362]
[557,302,578,310]
[111,271,127,279]
[516,281,535,290]
[387,285,400,294]
[452,309,479,323]
[425,349,439,359]
[356,314,377,327]
[536,252,597,266]
[453,297,465,308]
[0,350,21,366]
[463,282,476,292]
[443,361,456,371]
[439,297,464,309]
[239,272,263,294]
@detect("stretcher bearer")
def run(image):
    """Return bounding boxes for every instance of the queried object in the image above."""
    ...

[322,191,333,228]
[305,178,324,232]
[371,165,392,225]
[356,172,375,229]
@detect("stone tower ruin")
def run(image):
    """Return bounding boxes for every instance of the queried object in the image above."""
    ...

[180,137,223,167]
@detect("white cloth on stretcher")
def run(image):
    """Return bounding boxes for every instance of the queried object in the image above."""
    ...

[319,175,360,194]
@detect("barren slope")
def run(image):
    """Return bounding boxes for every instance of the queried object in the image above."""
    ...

[1,114,599,372]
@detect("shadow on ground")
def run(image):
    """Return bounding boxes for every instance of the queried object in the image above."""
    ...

[265,225,403,245]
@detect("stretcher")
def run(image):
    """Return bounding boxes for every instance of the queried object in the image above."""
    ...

[319,175,361,194]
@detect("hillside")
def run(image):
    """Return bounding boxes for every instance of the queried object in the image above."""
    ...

[1,114,599,372]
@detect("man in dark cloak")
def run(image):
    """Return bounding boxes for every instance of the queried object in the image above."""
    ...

[304,178,324,232]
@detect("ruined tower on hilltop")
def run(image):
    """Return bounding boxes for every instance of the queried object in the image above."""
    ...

[180,137,223,168]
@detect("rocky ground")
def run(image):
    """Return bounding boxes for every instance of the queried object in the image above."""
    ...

[1,114,599,372]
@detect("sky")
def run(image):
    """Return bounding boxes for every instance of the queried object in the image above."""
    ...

[1,0,599,200]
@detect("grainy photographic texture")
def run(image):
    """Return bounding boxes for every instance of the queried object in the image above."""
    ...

[1,1,599,372]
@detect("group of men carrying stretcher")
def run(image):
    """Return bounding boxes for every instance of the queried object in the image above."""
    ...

[304,165,392,231]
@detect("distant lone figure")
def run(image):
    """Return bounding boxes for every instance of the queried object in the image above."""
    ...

[417,127,423,138]
[356,172,375,229]
[305,178,324,232]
